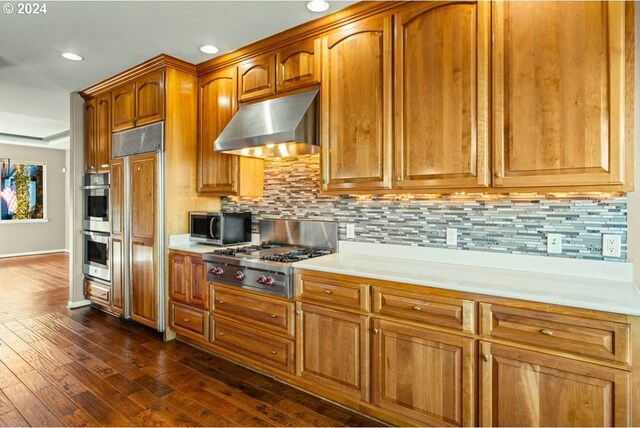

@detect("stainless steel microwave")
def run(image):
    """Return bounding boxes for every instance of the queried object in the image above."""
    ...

[189,212,252,246]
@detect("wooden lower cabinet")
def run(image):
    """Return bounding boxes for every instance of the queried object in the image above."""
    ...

[479,341,630,427]
[171,301,209,342]
[211,316,295,374]
[296,302,370,401]
[85,279,111,309]
[372,318,474,426]
[169,251,209,310]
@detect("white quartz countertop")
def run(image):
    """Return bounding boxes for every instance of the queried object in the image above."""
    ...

[292,253,640,316]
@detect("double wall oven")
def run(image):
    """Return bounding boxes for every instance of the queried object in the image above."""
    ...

[82,172,111,283]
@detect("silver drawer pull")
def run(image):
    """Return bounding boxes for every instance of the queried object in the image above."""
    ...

[270,350,277,355]
[540,329,554,336]
[373,328,379,335]
[183,318,190,323]
[218,332,225,336]
[217,300,225,304]
[323,289,333,295]
[269,314,277,318]
[412,306,422,311]
[482,354,490,362]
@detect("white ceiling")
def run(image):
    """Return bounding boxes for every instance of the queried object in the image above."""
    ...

[0,0,353,144]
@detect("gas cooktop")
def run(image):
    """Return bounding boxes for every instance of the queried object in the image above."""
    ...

[203,219,338,298]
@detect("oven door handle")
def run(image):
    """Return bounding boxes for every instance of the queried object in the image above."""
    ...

[82,185,110,190]
[81,230,110,238]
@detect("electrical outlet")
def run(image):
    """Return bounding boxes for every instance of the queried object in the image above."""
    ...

[602,234,621,258]
[346,224,356,239]
[547,233,562,254]
[446,228,457,246]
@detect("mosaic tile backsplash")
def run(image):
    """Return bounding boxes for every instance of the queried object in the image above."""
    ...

[222,155,628,261]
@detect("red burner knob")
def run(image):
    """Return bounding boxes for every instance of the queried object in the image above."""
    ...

[264,277,274,287]
[257,275,266,285]
[234,271,245,281]
[214,267,224,276]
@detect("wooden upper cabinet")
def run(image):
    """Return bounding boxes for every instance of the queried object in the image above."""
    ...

[198,67,240,194]
[84,98,97,173]
[321,16,393,193]
[135,70,165,127]
[493,1,627,188]
[238,53,276,102]
[479,342,630,426]
[395,2,490,190]
[95,93,111,170]
[112,82,136,132]
[372,319,475,426]
[276,38,321,93]
[111,70,164,132]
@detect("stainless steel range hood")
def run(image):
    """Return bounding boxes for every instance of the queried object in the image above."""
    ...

[214,89,319,159]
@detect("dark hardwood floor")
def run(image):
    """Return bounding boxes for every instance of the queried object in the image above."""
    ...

[0,253,382,427]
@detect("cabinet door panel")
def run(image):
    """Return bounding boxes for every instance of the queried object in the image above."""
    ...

[169,253,188,304]
[96,93,111,170]
[130,154,156,241]
[479,342,630,427]
[130,241,157,328]
[493,1,626,187]
[321,16,393,193]
[84,98,97,173]
[129,153,156,329]
[111,237,124,315]
[277,38,321,93]
[296,303,370,401]
[238,54,276,101]
[136,70,164,126]
[395,2,490,190]
[372,319,474,426]
[110,159,124,236]
[198,67,239,194]
[110,158,125,316]
[188,256,208,309]
[112,82,136,132]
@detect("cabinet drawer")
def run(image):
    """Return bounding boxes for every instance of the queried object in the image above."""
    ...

[211,316,294,374]
[212,286,294,337]
[171,302,208,340]
[297,274,369,311]
[85,280,111,306]
[372,286,475,334]
[480,303,630,364]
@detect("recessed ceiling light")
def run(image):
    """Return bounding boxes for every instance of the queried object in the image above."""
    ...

[62,52,83,61]
[62,52,84,61]
[307,0,329,12]
[200,45,219,54]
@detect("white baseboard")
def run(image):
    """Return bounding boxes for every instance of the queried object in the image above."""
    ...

[67,299,91,309]
[0,249,68,259]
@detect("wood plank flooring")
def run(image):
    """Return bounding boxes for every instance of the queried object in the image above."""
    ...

[0,253,382,427]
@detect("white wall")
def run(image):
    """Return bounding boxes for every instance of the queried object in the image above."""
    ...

[0,143,67,256]
[628,6,640,287]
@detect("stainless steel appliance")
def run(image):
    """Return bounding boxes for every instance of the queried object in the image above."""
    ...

[190,211,252,246]
[82,172,110,233]
[203,219,337,298]
[82,230,111,282]
[109,121,165,331]
[214,89,319,159]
